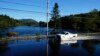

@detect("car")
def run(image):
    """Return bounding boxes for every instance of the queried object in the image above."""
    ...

[57,32,77,40]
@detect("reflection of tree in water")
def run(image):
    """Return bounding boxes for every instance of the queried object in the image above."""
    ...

[70,43,79,48]
[82,40,95,56]
[0,40,9,54]
[48,37,61,56]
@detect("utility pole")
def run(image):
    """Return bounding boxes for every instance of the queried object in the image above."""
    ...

[46,0,49,56]
[46,0,49,36]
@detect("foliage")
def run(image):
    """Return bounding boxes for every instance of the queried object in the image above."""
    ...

[49,3,100,32]
[49,3,61,33]
[0,15,38,29]
[0,15,18,29]
[7,32,19,37]
[39,21,47,27]
[19,19,38,26]
[35,32,41,42]
[59,9,100,32]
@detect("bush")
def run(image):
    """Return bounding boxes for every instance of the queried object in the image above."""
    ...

[7,32,19,37]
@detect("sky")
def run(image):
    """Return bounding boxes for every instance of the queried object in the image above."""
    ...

[0,0,100,22]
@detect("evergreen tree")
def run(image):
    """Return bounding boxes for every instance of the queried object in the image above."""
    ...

[50,3,61,33]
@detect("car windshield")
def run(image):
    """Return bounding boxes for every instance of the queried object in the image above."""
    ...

[65,32,68,35]
[60,31,69,34]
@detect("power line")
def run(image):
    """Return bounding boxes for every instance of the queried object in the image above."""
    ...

[21,0,53,8]
[0,1,68,16]
[0,0,76,16]
[0,0,46,8]
[0,7,51,14]
[0,0,64,15]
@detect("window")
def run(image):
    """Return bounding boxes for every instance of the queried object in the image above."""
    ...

[65,33,68,35]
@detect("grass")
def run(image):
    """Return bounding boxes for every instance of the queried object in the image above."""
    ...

[34,32,41,41]
[0,37,13,42]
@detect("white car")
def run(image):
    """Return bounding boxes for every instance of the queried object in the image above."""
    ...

[57,32,77,40]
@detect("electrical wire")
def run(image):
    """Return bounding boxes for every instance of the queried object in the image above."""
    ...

[0,0,46,8]
[0,7,51,14]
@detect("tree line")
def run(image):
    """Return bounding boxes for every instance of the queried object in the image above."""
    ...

[49,3,100,32]
[0,14,38,29]
[59,9,100,32]
[0,15,18,29]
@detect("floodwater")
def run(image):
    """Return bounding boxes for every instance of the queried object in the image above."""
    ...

[0,26,100,56]
[0,37,100,56]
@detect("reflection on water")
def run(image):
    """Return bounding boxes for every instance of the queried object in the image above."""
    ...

[0,39,47,56]
[70,43,79,48]
[61,40,77,45]
[82,40,96,56]
[0,36,100,56]
[48,37,61,56]
[0,40,9,55]
[0,26,49,37]
[48,36,100,56]
[8,26,48,36]
[48,37,79,56]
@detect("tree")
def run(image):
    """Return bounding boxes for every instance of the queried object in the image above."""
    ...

[39,21,46,27]
[49,3,61,33]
